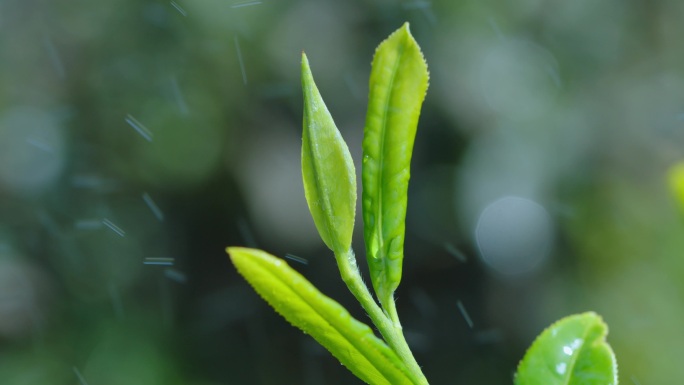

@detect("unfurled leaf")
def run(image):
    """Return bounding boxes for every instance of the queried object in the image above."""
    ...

[301,53,357,255]
[226,247,416,385]
[515,312,618,385]
[362,23,429,309]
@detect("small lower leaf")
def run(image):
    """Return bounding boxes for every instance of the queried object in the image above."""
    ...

[227,247,417,385]
[515,312,618,385]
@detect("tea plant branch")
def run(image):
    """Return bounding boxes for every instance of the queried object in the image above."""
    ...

[226,21,618,385]
[302,48,428,383]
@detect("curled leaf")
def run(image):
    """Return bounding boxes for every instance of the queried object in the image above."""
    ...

[515,312,618,385]
[362,22,429,309]
[301,53,357,255]
[227,247,417,385]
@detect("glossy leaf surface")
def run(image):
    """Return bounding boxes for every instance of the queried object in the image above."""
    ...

[227,247,416,385]
[362,23,429,308]
[515,312,618,385]
[301,53,356,255]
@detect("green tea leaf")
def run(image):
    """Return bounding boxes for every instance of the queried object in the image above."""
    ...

[515,312,618,385]
[668,162,684,215]
[362,23,429,309]
[227,247,417,385]
[301,53,357,255]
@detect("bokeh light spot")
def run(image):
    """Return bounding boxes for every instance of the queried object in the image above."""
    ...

[475,196,553,275]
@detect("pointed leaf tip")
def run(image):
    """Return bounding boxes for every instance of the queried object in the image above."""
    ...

[301,55,357,254]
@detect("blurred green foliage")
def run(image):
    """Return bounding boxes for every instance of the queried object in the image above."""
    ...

[1,0,684,384]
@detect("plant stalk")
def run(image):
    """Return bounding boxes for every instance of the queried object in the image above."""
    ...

[335,249,429,385]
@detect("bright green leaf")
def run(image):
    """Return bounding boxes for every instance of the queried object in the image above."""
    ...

[301,53,357,255]
[668,162,684,215]
[362,22,429,310]
[515,312,618,385]
[226,247,416,385]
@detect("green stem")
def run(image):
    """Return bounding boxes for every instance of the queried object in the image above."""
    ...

[384,293,401,326]
[335,249,429,385]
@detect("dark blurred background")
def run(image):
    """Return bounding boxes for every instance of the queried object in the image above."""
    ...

[2,0,684,384]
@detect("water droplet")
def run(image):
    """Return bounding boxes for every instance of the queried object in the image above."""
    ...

[556,362,567,375]
[563,338,584,356]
